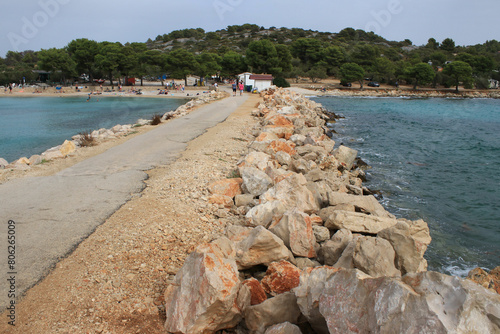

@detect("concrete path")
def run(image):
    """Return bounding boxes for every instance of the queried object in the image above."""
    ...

[0,95,249,309]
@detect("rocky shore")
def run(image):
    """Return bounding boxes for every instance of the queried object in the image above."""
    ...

[295,86,500,99]
[162,88,500,333]
[0,91,228,180]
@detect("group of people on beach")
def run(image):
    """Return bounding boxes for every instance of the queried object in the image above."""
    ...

[232,81,244,96]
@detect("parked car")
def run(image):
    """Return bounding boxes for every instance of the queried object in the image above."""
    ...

[368,81,380,87]
[340,81,352,87]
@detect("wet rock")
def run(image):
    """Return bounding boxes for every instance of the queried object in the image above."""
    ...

[261,260,301,296]
[467,266,500,294]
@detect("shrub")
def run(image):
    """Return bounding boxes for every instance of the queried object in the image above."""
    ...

[151,114,162,125]
[273,77,290,88]
[78,131,95,147]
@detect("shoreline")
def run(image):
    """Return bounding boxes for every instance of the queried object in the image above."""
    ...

[0,90,228,184]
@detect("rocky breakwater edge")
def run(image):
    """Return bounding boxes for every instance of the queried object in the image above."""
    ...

[0,91,228,175]
[162,88,500,334]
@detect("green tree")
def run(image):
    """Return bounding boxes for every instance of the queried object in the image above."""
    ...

[37,48,76,83]
[350,43,379,66]
[290,38,323,66]
[443,60,473,92]
[195,52,222,78]
[95,42,123,87]
[426,38,439,49]
[407,63,435,89]
[275,44,292,74]
[440,38,456,52]
[372,57,395,82]
[165,49,199,85]
[306,65,328,83]
[220,51,246,77]
[245,39,281,75]
[67,38,99,80]
[339,63,365,89]
[321,46,345,74]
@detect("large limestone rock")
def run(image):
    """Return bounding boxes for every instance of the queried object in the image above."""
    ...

[323,210,397,235]
[318,269,500,334]
[326,192,394,218]
[235,226,290,270]
[60,139,76,156]
[260,172,319,215]
[264,322,302,334]
[319,269,443,334]
[208,178,243,198]
[318,229,353,266]
[269,209,316,258]
[378,219,431,274]
[164,237,250,334]
[351,236,401,277]
[403,271,500,333]
[334,145,358,170]
[240,167,274,196]
[238,151,275,171]
[294,266,341,334]
[0,157,8,168]
[244,292,302,334]
[245,200,287,228]
[261,260,301,296]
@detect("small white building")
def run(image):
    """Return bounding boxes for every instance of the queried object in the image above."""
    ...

[249,74,273,91]
[238,72,254,87]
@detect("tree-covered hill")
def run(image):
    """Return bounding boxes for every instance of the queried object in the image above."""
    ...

[1,24,499,90]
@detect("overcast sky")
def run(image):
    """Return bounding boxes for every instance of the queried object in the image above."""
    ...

[1,0,499,57]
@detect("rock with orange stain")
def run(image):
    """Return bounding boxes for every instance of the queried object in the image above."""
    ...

[264,114,295,128]
[261,260,301,296]
[164,237,250,334]
[208,194,233,208]
[294,266,342,334]
[269,209,317,258]
[238,151,275,171]
[243,277,267,305]
[267,140,296,156]
[467,266,500,294]
[208,178,243,198]
[256,132,280,142]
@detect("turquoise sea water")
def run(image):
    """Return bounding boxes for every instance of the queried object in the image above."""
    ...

[314,96,500,276]
[0,96,186,162]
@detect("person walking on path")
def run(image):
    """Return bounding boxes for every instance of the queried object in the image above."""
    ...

[232,81,237,96]
[238,81,244,96]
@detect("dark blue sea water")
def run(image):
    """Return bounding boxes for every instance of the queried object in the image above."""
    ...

[314,96,500,276]
[0,96,186,162]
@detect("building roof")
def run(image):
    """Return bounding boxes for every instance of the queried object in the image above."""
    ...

[249,74,273,80]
